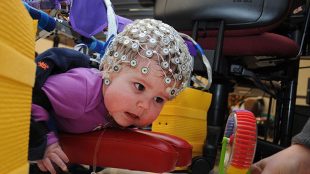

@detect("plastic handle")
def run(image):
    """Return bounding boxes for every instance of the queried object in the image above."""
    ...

[23,2,56,32]
[219,137,229,174]
[84,38,107,56]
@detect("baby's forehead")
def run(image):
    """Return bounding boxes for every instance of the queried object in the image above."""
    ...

[122,57,164,77]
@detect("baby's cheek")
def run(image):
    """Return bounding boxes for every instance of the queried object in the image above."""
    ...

[150,108,162,122]
[107,92,131,108]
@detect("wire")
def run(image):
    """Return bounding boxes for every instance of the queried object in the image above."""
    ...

[91,122,110,174]
[179,33,213,90]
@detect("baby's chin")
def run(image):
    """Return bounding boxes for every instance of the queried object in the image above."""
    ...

[116,120,146,128]
[112,116,133,127]
[111,118,126,127]
[110,113,151,128]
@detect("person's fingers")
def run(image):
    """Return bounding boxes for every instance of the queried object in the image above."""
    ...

[250,159,267,174]
[42,158,57,174]
[49,152,68,172]
[37,161,48,172]
[47,143,69,163]
[47,142,58,149]
[250,163,263,174]
[54,147,69,163]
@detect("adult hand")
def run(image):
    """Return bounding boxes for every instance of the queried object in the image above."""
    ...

[250,144,310,174]
[37,142,69,174]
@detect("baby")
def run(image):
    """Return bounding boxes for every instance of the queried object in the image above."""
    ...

[31,18,193,173]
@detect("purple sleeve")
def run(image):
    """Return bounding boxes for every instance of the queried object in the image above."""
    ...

[47,132,59,145]
[31,104,58,145]
[185,39,197,57]
[31,104,49,121]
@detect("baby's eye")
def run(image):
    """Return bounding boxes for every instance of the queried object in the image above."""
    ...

[154,97,164,104]
[134,82,145,91]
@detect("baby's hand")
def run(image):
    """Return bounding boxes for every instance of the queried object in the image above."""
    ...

[37,142,69,174]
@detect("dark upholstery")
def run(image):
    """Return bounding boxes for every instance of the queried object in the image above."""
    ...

[155,0,293,30]
[199,32,299,57]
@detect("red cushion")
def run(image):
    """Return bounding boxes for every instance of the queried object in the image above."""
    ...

[133,129,193,167]
[59,128,192,173]
[197,32,299,57]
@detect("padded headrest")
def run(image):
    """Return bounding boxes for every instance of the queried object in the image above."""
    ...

[155,0,293,30]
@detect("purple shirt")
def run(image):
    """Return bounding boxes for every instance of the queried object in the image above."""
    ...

[32,68,115,145]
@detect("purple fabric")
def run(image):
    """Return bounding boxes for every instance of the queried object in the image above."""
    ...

[70,0,108,38]
[42,68,110,133]
[185,40,197,57]
[117,15,133,32]
[32,104,49,121]
[47,132,58,145]
[31,104,59,145]
[69,0,133,37]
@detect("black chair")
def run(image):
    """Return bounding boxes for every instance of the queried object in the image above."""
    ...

[154,0,309,173]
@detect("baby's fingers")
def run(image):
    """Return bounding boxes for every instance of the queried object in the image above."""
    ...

[42,158,57,174]
[49,152,68,172]
[54,147,69,163]
[37,161,48,172]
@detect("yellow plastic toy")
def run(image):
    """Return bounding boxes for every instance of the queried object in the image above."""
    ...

[152,87,212,157]
[0,1,37,173]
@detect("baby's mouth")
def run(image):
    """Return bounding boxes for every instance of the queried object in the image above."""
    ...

[125,112,140,120]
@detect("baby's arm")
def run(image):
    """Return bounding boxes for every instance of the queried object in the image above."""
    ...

[31,104,69,173]
[31,48,91,172]
[31,104,58,145]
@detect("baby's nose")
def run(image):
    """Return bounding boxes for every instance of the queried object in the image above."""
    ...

[137,99,150,109]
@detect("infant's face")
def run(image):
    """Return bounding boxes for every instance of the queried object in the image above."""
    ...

[102,59,172,127]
